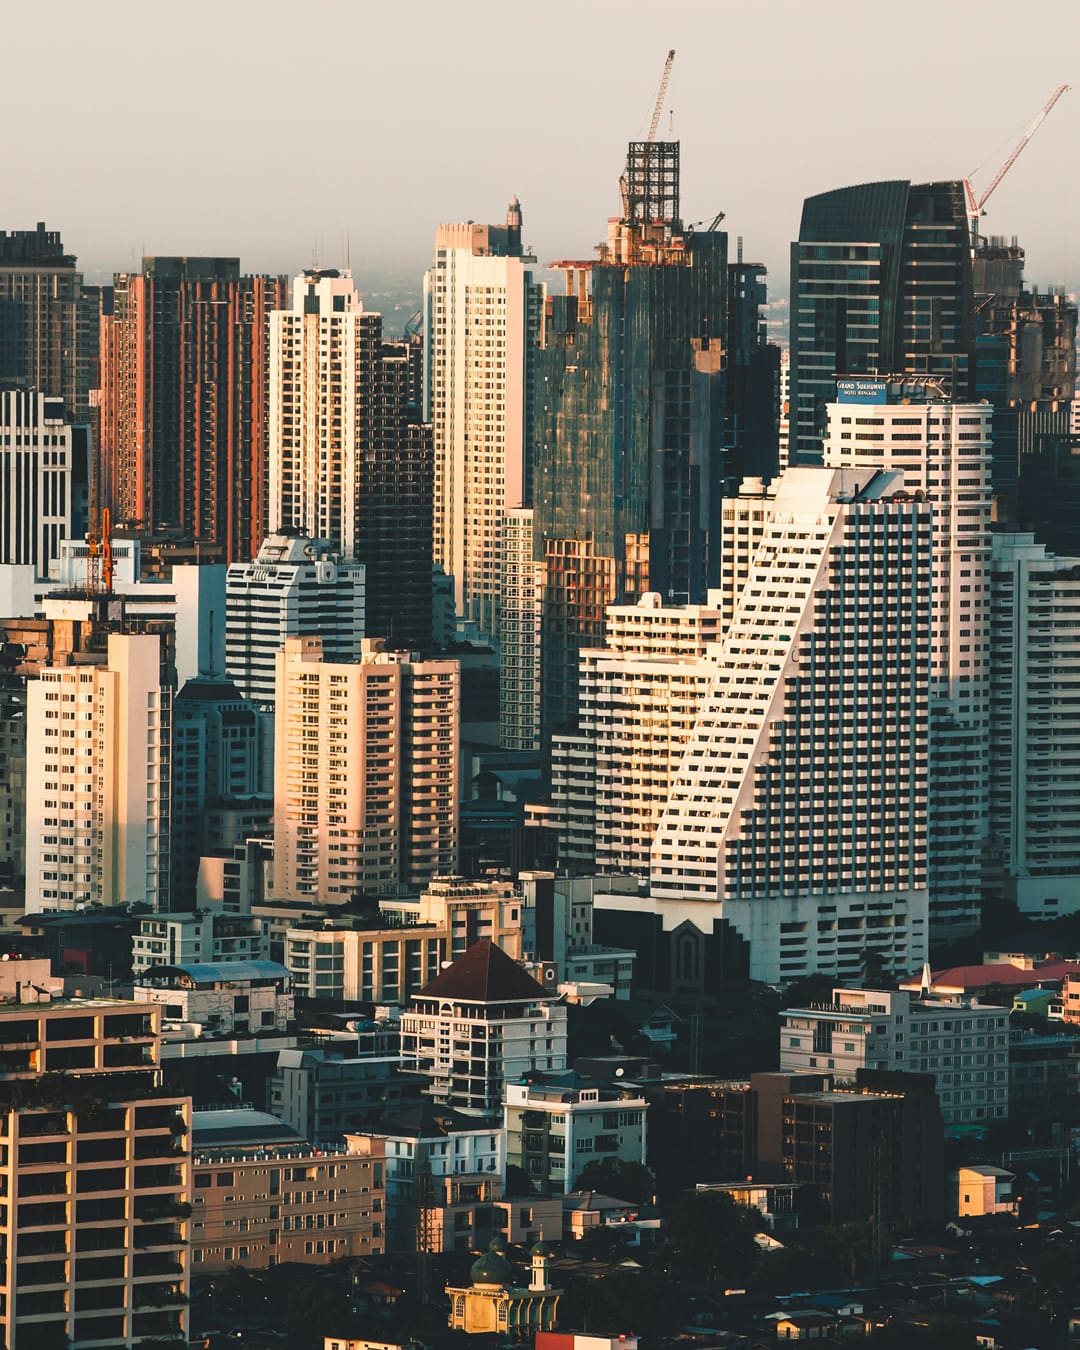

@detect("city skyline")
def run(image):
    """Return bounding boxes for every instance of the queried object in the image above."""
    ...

[3,1,1077,294]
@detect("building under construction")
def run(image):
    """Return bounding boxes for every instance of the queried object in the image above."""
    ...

[532,132,777,738]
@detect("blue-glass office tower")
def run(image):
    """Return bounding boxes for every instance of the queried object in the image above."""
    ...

[790,180,975,463]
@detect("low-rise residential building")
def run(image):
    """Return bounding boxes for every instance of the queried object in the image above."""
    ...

[780,988,1010,1123]
[504,1073,648,1196]
[347,1101,505,1251]
[284,919,445,1004]
[133,960,293,1038]
[382,876,524,961]
[561,946,635,999]
[131,910,267,975]
[401,939,568,1117]
[191,1107,386,1269]
[269,1047,426,1146]
[1008,1030,1080,1107]
[952,1165,1018,1218]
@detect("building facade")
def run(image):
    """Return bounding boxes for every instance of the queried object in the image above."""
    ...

[645,467,933,985]
[504,1073,648,1196]
[284,920,446,1004]
[988,531,1080,917]
[0,995,191,1350]
[0,222,99,425]
[0,390,75,574]
[400,940,568,1117]
[25,627,172,913]
[272,636,458,899]
[779,988,1010,1124]
[225,531,365,707]
[424,202,542,642]
[821,379,994,935]
[499,507,541,750]
[192,1133,385,1269]
[542,592,724,873]
[789,179,975,463]
[100,257,288,562]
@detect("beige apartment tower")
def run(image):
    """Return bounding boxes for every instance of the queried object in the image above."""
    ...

[273,637,459,901]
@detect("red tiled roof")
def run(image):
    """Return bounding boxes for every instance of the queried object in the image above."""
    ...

[417,938,548,1002]
[922,960,1080,991]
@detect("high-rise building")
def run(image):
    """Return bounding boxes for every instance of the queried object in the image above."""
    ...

[643,467,933,985]
[973,236,1077,503]
[171,677,263,906]
[0,222,99,425]
[533,142,774,733]
[789,180,975,463]
[821,377,993,935]
[498,507,541,751]
[100,257,288,563]
[0,995,191,1350]
[268,270,434,641]
[424,201,543,642]
[542,592,724,873]
[0,389,77,573]
[989,530,1080,917]
[25,625,173,913]
[272,636,458,901]
[225,531,365,705]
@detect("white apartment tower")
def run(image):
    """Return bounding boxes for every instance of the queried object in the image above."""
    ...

[822,378,994,934]
[0,390,73,573]
[272,636,459,901]
[989,531,1080,917]
[499,507,541,750]
[424,201,542,642]
[25,624,172,913]
[268,268,380,555]
[545,592,725,873]
[225,531,365,704]
[647,467,934,985]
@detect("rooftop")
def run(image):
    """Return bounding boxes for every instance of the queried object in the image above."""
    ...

[192,1106,304,1149]
[416,939,549,1004]
[137,960,289,987]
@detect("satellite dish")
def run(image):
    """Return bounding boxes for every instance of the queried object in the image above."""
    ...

[615,1067,625,1077]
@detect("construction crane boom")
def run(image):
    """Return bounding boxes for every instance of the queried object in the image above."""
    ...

[966,83,1070,232]
[646,49,675,144]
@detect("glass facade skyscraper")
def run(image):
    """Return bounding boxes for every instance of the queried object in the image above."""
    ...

[790,179,975,463]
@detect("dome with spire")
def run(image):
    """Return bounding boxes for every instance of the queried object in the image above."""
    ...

[470,1238,514,1288]
[531,1239,555,1258]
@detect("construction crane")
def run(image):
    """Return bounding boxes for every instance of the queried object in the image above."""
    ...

[646,48,676,146]
[619,49,676,222]
[964,83,1070,239]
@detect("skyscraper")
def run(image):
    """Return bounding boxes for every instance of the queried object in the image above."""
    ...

[789,180,975,463]
[644,467,933,985]
[0,222,99,425]
[224,531,365,706]
[821,377,993,935]
[100,257,288,562]
[498,507,541,752]
[424,201,542,642]
[268,270,434,642]
[0,390,78,573]
[532,141,776,737]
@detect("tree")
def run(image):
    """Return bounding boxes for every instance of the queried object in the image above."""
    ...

[504,1163,536,1196]
[574,1158,654,1205]
[285,1280,351,1349]
[663,1191,758,1285]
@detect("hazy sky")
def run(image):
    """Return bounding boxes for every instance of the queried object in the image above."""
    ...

[4,0,1078,298]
